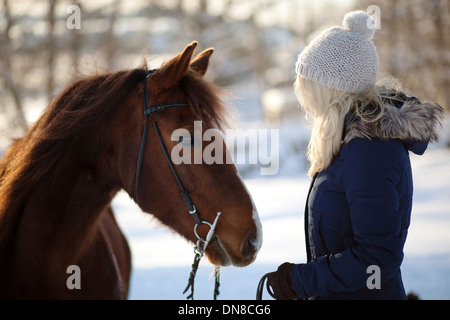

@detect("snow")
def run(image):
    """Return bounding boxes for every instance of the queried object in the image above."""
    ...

[113,143,450,300]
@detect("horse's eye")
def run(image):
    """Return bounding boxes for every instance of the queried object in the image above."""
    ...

[178,135,201,148]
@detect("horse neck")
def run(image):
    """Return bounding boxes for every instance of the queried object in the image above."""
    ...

[7,139,121,264]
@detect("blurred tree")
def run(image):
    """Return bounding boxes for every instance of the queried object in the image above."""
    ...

[0,0,366,139]
[358,0,450,109]
[46,0,57,101]
[69,1,83,76]
[104,0,119,70]
[0,0,27,131]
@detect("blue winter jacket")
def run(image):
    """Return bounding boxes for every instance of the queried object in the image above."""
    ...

[291,96,444,300]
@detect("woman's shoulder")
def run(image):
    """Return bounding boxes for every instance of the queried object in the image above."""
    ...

[340,137,409,168]
[337,138,409,190]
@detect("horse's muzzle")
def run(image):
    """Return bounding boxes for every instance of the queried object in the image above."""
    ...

[240,231,260,261]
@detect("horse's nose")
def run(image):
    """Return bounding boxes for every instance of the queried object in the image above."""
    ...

[241,231,259,259]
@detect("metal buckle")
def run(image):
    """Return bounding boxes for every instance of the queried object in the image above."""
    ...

[189,205,197,215]
[193,211,221,256]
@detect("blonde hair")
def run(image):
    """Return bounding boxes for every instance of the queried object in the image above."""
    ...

[295,75,404,177]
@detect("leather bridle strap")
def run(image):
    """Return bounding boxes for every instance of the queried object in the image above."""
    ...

[137,69,222,300]
[152,121,201,225]
[135,69,202,225]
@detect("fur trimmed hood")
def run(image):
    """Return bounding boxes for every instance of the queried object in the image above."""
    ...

[344,93,445,155]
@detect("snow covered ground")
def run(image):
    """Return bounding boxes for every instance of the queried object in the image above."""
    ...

[113,143,450,300]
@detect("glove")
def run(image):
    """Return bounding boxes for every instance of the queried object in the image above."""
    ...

[266,262,301,300]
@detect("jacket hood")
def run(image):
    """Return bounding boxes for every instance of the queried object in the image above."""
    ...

[343,92,445,155]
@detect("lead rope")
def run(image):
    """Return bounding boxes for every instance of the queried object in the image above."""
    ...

[256,272,275,300]
[183,249,202,300]
[183,212,221,300]
[182,248,221,300]
[214,266,220,300]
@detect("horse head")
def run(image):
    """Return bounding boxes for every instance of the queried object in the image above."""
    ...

[114,42,262,267]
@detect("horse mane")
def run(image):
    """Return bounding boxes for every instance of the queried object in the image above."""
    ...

[0,68,148,255]
[179,70,229,131]
[0,65,227,255]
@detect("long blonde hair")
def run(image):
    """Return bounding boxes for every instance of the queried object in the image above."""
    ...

[295,75,403,177]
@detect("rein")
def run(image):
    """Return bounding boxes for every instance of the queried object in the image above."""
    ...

[256,272,275,300]
[136,69,221,300]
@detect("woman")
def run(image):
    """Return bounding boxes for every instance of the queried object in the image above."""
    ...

[266,11,444,299]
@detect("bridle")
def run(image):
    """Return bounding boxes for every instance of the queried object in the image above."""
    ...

[135,69,221,300]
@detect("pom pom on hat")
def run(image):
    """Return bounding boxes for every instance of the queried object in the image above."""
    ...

[343,10,376,40]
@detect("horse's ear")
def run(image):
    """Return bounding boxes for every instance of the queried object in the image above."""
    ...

[190,48,214,77]
[150,41,198,91]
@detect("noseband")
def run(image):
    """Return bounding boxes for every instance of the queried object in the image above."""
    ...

[135,69,221,299]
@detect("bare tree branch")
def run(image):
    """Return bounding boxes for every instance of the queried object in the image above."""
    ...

[0,0,27,130]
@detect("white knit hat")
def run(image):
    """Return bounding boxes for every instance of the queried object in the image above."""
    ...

[296,11,379,94]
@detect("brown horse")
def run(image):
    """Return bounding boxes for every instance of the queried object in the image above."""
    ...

[0,42,262,299]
